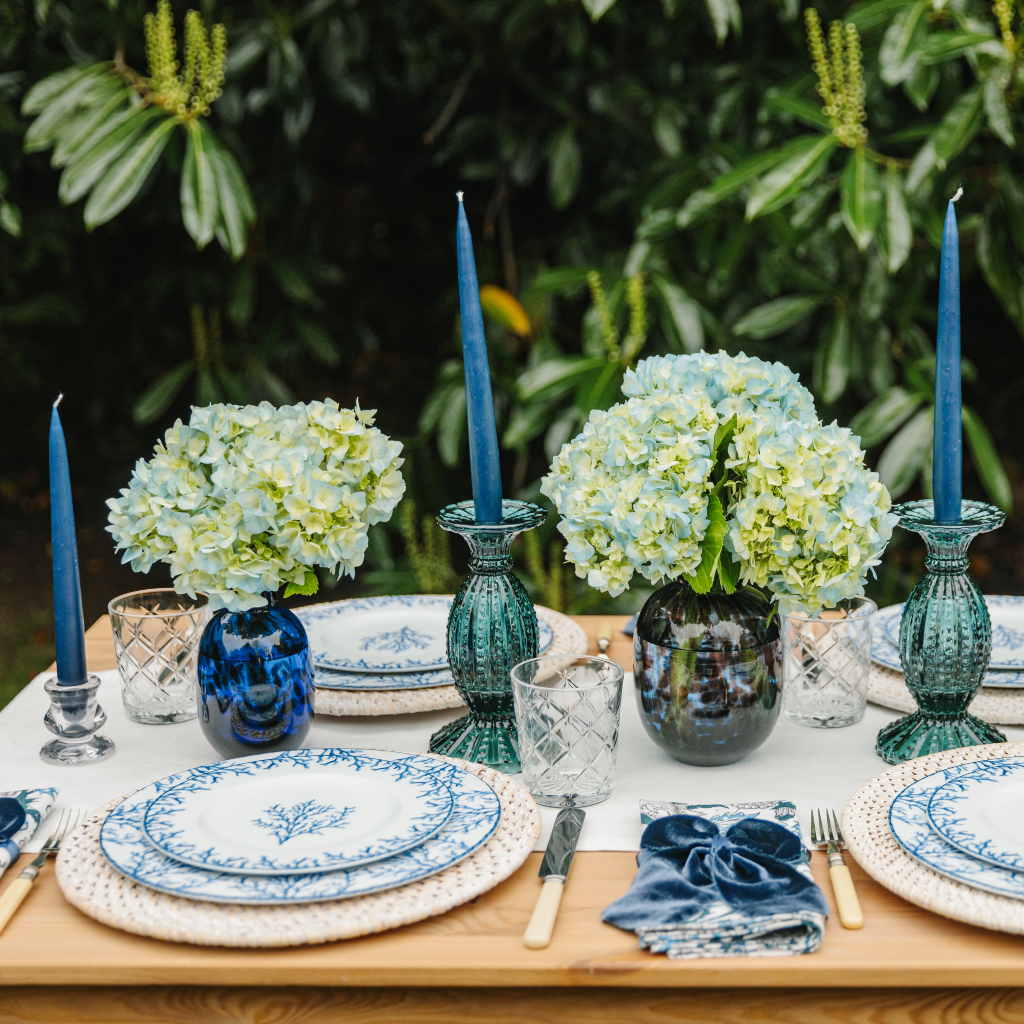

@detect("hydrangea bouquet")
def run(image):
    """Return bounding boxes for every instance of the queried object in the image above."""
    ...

[107,399,405,611]
[541,352,897,615]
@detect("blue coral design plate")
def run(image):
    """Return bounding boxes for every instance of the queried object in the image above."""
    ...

[102,751,501,904]
[926,757,1024,872]
[889,761,1024,900]
[142,749,455,875]
[872,598,1024,686]
[298,596,554,680]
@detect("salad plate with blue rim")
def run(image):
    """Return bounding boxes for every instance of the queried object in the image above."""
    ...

[873,601,1024,687]
[926,757,1024,872]
[299,596,554,682]
[101,751,502,905]
[142,749,455,875]
[889,761,1024,900]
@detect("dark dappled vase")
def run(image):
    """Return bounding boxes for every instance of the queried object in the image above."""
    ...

[633,581,781,767]
[197,592,314,758]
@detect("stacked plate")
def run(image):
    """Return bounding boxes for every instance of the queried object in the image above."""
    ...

[98,747,503,904]
[889,755,1024,900]
[295,595,554,691]
[872,596,1024,689]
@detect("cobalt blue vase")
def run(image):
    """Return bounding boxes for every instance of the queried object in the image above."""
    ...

[197,592,314,759]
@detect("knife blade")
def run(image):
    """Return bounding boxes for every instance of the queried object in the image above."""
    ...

[523,807,585,949]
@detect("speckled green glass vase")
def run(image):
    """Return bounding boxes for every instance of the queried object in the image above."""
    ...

[428,499,545,771]
[875,500,1007,765]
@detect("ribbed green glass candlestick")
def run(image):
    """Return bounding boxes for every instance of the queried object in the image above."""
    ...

[876,500,1006,765]
[428,500,545,771]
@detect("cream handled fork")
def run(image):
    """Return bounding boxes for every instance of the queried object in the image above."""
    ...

[811,808,863,930]
[0,809,81,935]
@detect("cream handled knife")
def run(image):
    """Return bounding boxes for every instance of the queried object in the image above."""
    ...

[523,807,585,949]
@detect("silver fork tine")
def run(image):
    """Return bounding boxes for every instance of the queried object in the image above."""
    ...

[810,810,819,845]
[825,809,836,843]
[831,809,845,847]
[40,809,69,853]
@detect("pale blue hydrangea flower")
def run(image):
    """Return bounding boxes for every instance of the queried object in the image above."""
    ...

[107,399,405,612]
[544,352,898,615]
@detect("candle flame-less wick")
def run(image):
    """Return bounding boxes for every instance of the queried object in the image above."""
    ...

[951,186,963,203]
[53,392,64,409]
[456,191,464,203]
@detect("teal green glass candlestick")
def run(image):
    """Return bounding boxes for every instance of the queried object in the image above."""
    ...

[876,500,1006,765]
[429,500,545,771]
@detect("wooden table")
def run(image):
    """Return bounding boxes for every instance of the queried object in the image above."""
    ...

[2,616,1024,1024]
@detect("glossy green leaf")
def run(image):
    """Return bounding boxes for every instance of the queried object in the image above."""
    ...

[690,493,728,594]
[503,401,555,449]
[704,0,741,44]
[652,274,704,353]
[919,32,994,65]
[84,116,178,228]
[818,309,850,404]
[270,259,317,306]
[0,201,22,238]
[840,148,882,252]
[548,126,581,210]
[932,85,984,170]
[438,384,467,467]
[846,0,915,31]
[984,73,1015,149]
[545,406,584,461]
[876,405,933,498]
[978,202,1024,332]
[994,167,1024,253]
[733,294,824,340]
[23,69,114,153]
[763,91,831,131]
[903,62,938,112]
[849,386,922,447]
[419,380,459,434]
[962,406,1013,511]
[295,319,340,366]
[581,0,618,20]
[745,134,837,220]
[132,360,196,425]
[284,569,320,599]
[879,1,929,85]
[718,549,739,594]
[21,63,107,116]
[50,83,132,167]
[523,266,592,298]
[677,146,797,227]
[181,121,218,249]
[517,356,605,400]
[885,166,913,274]
[59,106,164,205]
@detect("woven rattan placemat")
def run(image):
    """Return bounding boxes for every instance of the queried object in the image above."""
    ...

[314,605,590,717]
[55,752,540,948]
[868,665,1024,725]
[842,741,1024,934]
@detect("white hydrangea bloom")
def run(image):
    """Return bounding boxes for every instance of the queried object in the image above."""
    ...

[544,352,898,615]
[107,400,405,612]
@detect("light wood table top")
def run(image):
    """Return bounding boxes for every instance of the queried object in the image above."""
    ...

[3,615,1024,996]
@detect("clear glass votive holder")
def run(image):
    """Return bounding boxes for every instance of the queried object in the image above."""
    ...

[781,597,876,729]
[108,589,209,724]
[511,655,623,808]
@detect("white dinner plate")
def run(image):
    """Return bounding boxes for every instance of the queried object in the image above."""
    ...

[873,597,1024,673]
[926,757,1024,872]
[299,597,554,680]
[100,751,501,905]
[889,762,1024,900]
[142,749,454,875]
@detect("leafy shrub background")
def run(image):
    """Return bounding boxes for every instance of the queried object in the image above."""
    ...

[2,0,1024,699]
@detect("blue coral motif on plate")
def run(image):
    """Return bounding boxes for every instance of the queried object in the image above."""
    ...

[358,627,433,654]
[888,759,1024,900]
[142,748,456,875]
[100,751,502,905]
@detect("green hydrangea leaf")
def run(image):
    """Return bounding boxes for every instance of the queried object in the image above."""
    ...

[284,569,319,599]
[690,493,728,594]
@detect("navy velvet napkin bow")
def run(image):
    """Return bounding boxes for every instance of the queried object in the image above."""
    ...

[602,814,829,931]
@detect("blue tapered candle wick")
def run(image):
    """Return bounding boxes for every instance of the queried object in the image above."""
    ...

[49,394,88,685]
[456,192,503,524]
[932,187,963,524]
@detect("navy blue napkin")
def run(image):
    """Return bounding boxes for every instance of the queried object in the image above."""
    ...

[603,814,828,933]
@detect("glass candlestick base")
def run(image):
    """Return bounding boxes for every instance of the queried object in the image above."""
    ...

[41,674,116,765]
[876,500,1007,765]
[429,500,546,771]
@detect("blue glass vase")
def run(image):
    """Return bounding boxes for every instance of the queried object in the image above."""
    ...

[428,500,545,771]
[197,592,314,759]
[875,500,1007,765]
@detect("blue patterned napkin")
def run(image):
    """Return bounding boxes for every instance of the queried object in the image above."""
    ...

[602,799,827,959]
[0,788,58,881]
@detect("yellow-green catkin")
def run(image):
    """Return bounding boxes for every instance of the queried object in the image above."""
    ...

[144,1,226,119]
[587,270,620,359]
[620,273,648,366]
[804,9,867,148]
[993,0,1017,51]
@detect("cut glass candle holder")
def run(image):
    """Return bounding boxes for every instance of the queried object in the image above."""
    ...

[428,499,546,771]
[875,499,1007,765]
[41,674,116,765]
